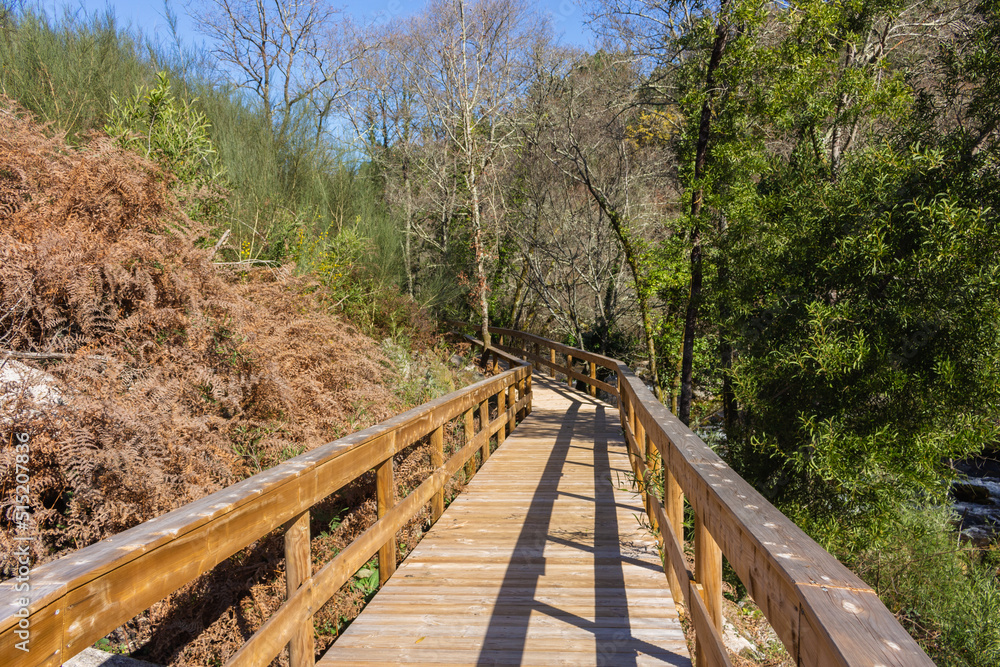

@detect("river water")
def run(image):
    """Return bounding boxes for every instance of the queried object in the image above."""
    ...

[953,455,1000,546]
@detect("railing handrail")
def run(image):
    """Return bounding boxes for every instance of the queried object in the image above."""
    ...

[0,348,532,666]
[467,322,933,667]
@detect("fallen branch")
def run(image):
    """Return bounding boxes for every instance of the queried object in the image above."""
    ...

[213,259,280,267]
[210,228,231,260]
[1,350,111,363]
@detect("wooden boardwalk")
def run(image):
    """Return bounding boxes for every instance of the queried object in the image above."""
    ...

[320,375,692,667]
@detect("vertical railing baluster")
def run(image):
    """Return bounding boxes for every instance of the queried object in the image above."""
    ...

[628,397,641,480]
[464,408,476,479]
[635,416,650,520]
[695,513,723,666]
[664,467,685,603]
[566,353,574,387]
[284,511,313,667]
[589,361,597,397]
[644,431,658,534]
[549,347,556,377]
[376,457,396,586]
[479,399,490,463]
[430,425,444,522]
[497,386,507,445]
[507,382,516,433]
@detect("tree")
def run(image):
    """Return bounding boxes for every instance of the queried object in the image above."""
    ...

[527,51,679,397]
[590,0,746,423]
[392,0,547,347]
[189,0,364,140]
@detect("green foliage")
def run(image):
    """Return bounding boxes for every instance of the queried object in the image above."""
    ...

[105,71,225,218]
[0,6,409,296]
[105,71,222,186]
[844,508,1000,667]
[0,8,149,141]
[727,142,1000,540]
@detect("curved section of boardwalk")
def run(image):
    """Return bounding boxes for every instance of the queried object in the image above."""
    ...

[320,375,691,667]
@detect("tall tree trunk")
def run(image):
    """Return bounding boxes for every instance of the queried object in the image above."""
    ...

[679,9,730,425]
[717,222,737,435]
[403,160,414,298]
[605,208,661,402]
[471,177,490,349]
[510,256,530,329]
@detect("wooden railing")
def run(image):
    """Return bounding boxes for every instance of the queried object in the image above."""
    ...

[471,324,934,667]
[0,348,532,667]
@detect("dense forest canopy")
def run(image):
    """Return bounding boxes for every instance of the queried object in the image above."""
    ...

[2,0,999,663]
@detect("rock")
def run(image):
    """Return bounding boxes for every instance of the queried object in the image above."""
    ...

[952,482,991,504]
[723,621,762,659]
[450,354,463,366]
[960,525,996,548]
[64,648,159,667]
[0,359,65,419]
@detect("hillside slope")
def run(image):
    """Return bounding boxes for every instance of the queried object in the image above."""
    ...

[0,101,473,663]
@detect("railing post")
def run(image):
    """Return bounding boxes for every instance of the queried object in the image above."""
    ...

[635,416,652,523]
[464,408,476,479]
[507,381,516,433]
[549,347,556,377]
[644,432,658,534]
[284,510,314,667]
[566,353,574,387]
[497,386,507,445]
[628,401,642,480]
[430,425,445,522]
[479,399,490,463]
[620,389,635,474]
[526,373,532,415]
[664,467,685,604]
[695,512,723,665]
[376,457,396,585]
[589,361,597,397]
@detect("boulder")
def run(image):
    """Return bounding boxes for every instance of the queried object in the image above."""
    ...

[952,482,991,504]
[0,359,65,419]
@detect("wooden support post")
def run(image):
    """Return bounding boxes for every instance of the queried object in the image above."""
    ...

[589,361,597,397]
[664,467,685,603]
[566,354,574,387]
[376,457,396,585]
[507,382,516,433]
[635,417,651,522]
[497,387,507,445]
[644,431,658,533]
[620,390,635,473]
[629,402,642,480]
[430,425,444,522]
[526,374,532,415]
[549,347,556,377]
[695,512,723,665]
[479,399,490,462]
[284,511,314,667]
[463,408,476,479]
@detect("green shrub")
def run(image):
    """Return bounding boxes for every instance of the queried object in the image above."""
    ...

[105,71,225,219]
[844,508,1000,667]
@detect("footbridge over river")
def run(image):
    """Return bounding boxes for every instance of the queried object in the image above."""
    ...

[1,326,933,667]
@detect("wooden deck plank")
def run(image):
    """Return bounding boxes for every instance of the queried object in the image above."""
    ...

[319,376,692,667]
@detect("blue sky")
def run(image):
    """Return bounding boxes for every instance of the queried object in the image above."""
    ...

[63,0,595,51]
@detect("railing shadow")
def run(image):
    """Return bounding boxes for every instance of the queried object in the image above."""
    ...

[475,380,689,666]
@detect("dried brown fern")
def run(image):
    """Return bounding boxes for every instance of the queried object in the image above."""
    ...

[0,97,460,666]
